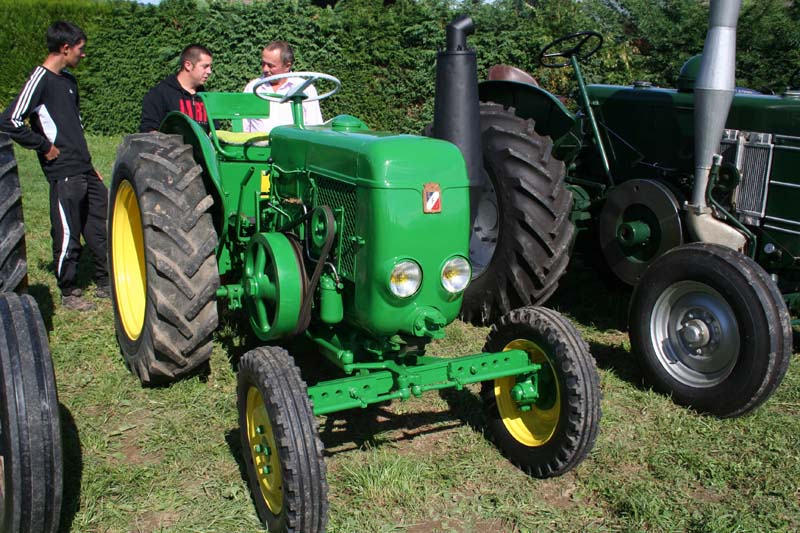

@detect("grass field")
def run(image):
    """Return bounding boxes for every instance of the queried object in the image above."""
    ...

[12,134,800,532]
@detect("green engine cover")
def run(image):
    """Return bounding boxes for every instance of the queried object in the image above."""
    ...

[269,122,471,338]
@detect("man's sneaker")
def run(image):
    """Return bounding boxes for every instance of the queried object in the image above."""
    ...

[62,293,96,312]
[95,284,111,299]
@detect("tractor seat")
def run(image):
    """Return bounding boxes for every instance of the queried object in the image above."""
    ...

[216,130,270,146]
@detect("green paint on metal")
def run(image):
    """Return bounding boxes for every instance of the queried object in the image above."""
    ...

[243,232,303,340]
[307,348,541,415]
[617,220,651,247]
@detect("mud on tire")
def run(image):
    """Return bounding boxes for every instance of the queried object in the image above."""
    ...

[0,134,28,293]
[462,102,574,326]
[0,293,63,533]
[109,133,219,385]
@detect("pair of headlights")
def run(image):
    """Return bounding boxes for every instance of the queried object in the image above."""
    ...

[389,257,471,298]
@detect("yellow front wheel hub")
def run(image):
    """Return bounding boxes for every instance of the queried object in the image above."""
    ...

[495,339,561,447]
[246,387,283,514]
[112,180,147,340]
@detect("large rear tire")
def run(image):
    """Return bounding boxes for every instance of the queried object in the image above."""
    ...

[462,103,574,326]
[0,293,62,533]
[109,133,219,385]
[482,306,600,477]
[238,346,328,532]
[0,134,28,293]
[629,243,792,417]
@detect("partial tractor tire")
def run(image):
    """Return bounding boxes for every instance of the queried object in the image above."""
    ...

[0,133,28,293]
[109,133,220,385]
[238,346,328,532]
[462,102,574,326]
[0,293,63,533]
[482,306,601,477]
[629,243,792,418]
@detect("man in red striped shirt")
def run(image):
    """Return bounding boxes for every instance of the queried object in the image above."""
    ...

[138,44,213,132]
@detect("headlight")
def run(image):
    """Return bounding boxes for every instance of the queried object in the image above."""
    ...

[389,261,422,298]
[441,256,471,294]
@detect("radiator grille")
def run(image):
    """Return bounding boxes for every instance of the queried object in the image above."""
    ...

[719,129,773,221]
[314,175,358,279]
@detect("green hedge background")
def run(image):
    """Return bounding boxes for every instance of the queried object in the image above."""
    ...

[2,0,798,135]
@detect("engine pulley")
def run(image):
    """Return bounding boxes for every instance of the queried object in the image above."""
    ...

[599,179,684,285]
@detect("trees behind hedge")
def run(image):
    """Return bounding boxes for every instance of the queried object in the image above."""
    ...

[1,0,797,136]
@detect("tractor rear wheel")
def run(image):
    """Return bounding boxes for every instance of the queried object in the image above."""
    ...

[462,103,574,326]
[0,134,28,293]
[238,346,328,532]
[0,293,62,533]
[629,243,792,417]
[109,133,219,385]
[482,306,600,477]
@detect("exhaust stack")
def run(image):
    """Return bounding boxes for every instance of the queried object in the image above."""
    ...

[432,15,484,226]
[686,0,746,249]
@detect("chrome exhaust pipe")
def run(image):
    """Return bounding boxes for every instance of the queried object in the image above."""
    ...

[686,0,746,250]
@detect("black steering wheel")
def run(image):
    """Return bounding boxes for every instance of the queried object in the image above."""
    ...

[252,71,341,104]
[789,67,800,90]
[539,31,603,69]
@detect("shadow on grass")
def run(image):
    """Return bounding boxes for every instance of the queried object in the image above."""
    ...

[215,307,264,374]
[590,340,646,389]
[58,403,82,533]
[316,394,481,456]
[548,253,631,333]
[27,282,54,332]
[224,428,247,489]
[548,251,651,390]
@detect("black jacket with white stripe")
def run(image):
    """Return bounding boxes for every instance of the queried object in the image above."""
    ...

[0,66,94,181]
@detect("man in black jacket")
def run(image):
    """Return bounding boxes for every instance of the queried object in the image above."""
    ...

[139,44,213,132]
[0,21,108,312]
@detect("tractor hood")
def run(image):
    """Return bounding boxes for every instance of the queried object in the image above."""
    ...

[269,116,469,190]
[269,116,471,338]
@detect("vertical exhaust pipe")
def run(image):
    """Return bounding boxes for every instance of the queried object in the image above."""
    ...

[686,0,746,249]
[432,15,484,227]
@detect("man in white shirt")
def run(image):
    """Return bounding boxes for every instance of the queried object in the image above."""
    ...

[242,41,323,133]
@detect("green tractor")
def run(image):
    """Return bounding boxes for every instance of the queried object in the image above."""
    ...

[457,0,794,417]
[107,21,601,531]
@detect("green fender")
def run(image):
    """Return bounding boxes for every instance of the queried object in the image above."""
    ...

[160,112,228,240]
[478,80,576,141]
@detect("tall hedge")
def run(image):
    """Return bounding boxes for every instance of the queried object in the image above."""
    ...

[2,0,798,135]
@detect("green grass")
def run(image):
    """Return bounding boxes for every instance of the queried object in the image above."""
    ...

[12,134,800,532]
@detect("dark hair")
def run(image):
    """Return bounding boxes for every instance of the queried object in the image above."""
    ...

[265,41,294,66]
[46,21,86,53]
[179,44,213,70]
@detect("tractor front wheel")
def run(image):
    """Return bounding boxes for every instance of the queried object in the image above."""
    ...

[629,243,791,417]
[238,346,328,532]
[482,306,601,477]
[0,294,62,533]
[109,133,220,385]
[462,103,574,326]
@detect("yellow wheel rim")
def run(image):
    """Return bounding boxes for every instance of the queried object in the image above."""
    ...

[495,339,561,447]
[112,180,146,340]
[246,386,283,514]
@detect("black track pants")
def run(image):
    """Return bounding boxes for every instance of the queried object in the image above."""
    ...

[48,172,109,295]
